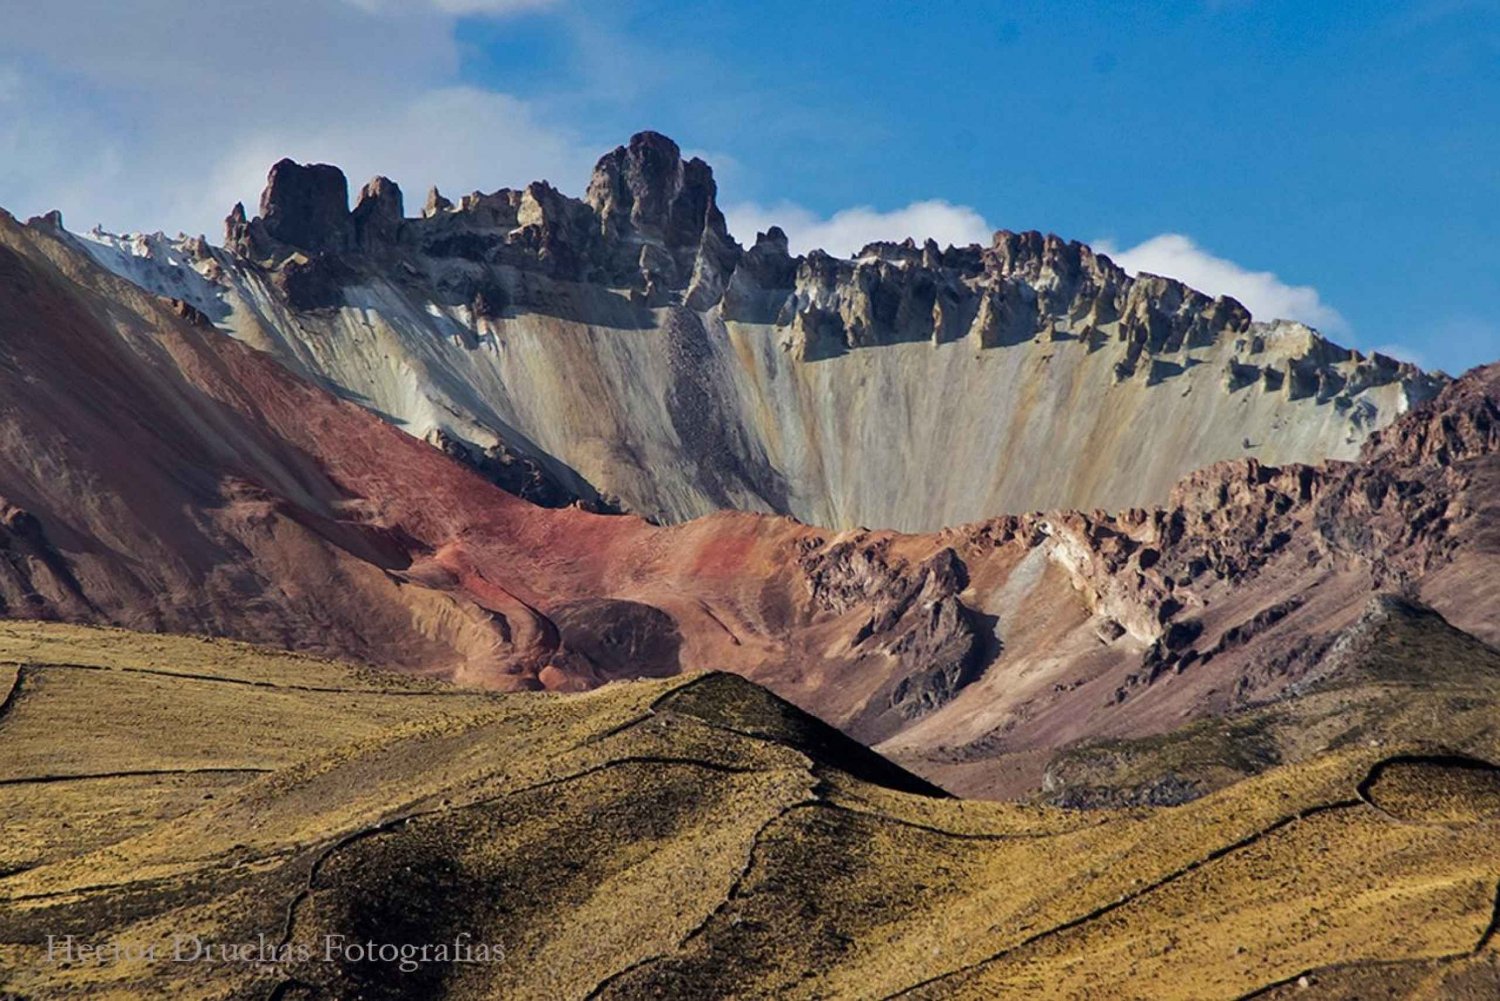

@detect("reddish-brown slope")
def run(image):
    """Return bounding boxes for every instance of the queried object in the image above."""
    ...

[1,211,1496,796]
[0,214,506,673]
[0,213,968,721]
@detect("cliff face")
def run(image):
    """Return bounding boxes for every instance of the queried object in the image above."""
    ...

[894,362,1500,790]
[74,132,1442,531]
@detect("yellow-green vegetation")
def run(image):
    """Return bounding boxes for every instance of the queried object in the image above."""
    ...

[1,621,1498,999]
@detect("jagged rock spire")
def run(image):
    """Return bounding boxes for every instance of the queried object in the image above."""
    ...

[257,158,353,254]
[585,131,730,255]
[423,185,451,218]
[353,176,403,249]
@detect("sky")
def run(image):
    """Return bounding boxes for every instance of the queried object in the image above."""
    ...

[1,1,1497,374]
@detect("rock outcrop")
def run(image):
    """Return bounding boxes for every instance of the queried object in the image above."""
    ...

[351,175,404,250]
[75,132,1444,530]
[250,158,355,255]
[586,131,738,289]
[799,540,984,733]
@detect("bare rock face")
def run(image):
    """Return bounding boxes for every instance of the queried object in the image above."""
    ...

[269,253,354,311]
[1050,365,1497,690]
[799,539,985,735]
[422,185,452,218]
[586,131,729,260]
[721,226,797,322]
[257,158,353,254]
[768,230,1255,366]
[352,176,404,250]
[1361,365,1500,466]
[223,201,252,256]
[584,131,742,301]
[88,132,1448,532]
[516,180,601,280]
[422,427,614,511]
[223,159,356,262]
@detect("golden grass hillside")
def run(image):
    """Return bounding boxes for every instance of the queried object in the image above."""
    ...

[0,621,1498,999]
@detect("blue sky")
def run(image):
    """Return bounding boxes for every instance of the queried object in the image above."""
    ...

[453,0,1500,373]
[1,0,1496,372]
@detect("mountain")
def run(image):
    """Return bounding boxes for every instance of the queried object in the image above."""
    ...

[1,197,1496,801]
[4,622,1499,1000]
[4,127,1500,1000]
[71,132,1442,531]
[0,206,989,726]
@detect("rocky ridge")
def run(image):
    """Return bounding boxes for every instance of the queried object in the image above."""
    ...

[884,363,1499,793]
[71,131,1444,530]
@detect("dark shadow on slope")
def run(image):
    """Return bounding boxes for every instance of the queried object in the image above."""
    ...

[1358,753,1500,823]
[661,307,791,514]
[550,598,682,681]
[658,672,949,798]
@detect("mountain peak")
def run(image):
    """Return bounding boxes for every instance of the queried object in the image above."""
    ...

[585,129,731,256]
[352,175,404,248]
[258,158,352,254]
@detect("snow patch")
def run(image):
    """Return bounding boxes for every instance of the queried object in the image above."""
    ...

[73,228,230,322]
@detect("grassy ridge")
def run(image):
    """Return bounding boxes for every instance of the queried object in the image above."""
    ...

[0,623,1497,999]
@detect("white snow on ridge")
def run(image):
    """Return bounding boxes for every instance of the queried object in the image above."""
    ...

[73,228,230,322]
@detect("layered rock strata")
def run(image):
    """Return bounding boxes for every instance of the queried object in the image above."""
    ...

[72,132,1443,530]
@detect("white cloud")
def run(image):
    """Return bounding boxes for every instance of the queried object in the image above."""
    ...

[724,200,993,258]
[1093,233,1348,335]
[427,0,560,12]
[344,0,558,13]
[0,0,589,237]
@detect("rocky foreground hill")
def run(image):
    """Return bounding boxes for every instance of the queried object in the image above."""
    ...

[0,199,1495,800]
[70,132,1441,530]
